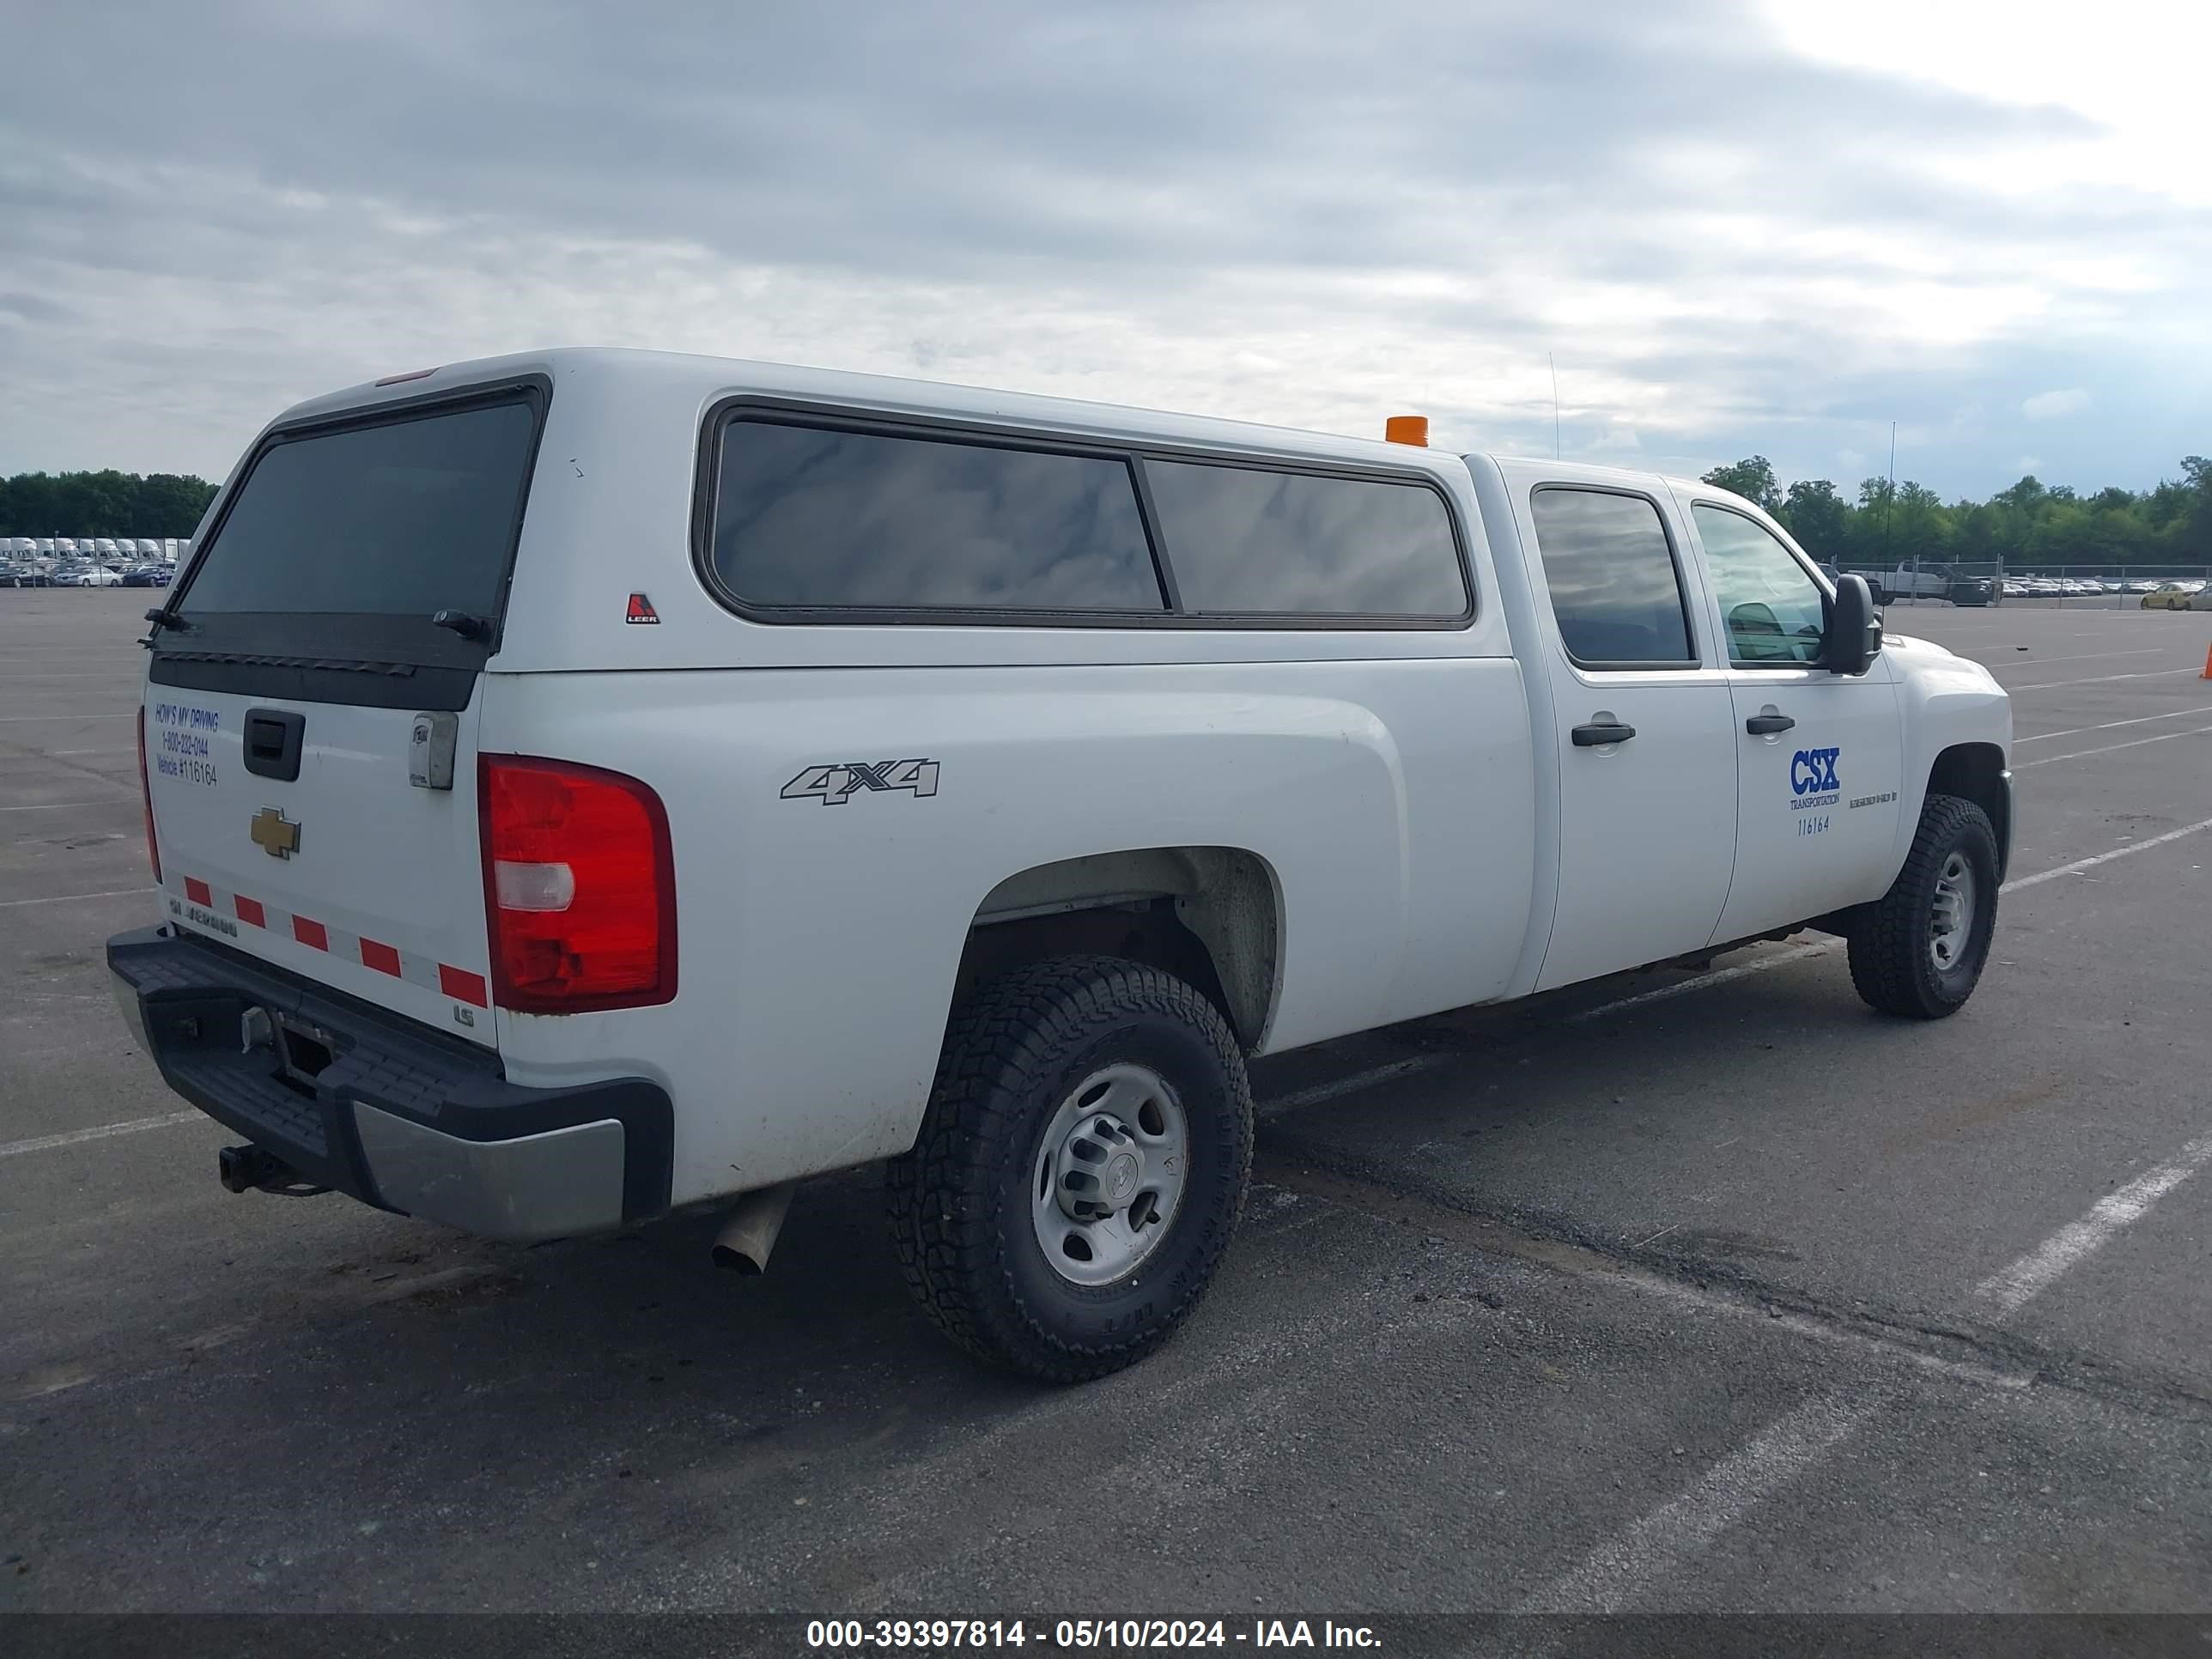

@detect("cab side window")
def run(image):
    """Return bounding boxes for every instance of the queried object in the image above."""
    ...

[1693,504,1826,666]
[1528,488,1697,668]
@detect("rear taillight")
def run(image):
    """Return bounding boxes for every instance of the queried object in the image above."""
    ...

[137,707,161,884]
[479,755,676,1013]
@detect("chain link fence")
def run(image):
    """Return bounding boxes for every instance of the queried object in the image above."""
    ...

[1830,557,2210,606]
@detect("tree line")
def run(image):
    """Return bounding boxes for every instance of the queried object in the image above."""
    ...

[0,471,222,540]
[1700,455,2212,571]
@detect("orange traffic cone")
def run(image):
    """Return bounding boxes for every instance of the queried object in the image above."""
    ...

[2202,639,2212,680]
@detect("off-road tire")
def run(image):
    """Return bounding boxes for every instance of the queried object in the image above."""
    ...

[1847,793,1999,1018]
[885,955,1252,1382]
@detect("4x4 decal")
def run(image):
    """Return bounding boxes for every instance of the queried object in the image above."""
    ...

[781,758,940,806]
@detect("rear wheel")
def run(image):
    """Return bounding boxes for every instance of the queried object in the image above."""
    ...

[1847,793,1999,1018]
[886,956,1253,1382]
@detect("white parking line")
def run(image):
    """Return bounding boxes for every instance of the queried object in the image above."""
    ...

[0,712,135,723]
[0,1110,204,1161]
[0,797,134,812]
[2015,704,2212,743]
[1264,1054,1447,1112]
[1566,941,1836,1022]
[2007,667,2204,690]
[1981,647,2163,670]
[1513,1042,2212,1612]
[0,885,151,909]
[1976,1136,2212,1314]
[2014,724,2212,769]
[2000,814,2212,890]
[1570,816,2212,1022]
[1518,1394,1870,1613]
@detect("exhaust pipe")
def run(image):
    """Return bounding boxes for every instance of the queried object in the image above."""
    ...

[711,1182,796,1274]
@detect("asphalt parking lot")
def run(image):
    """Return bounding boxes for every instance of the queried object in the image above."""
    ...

[3,590,2210,1632]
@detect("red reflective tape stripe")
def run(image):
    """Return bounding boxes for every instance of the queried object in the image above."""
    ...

[439,964,489,1007]
[359,939,402,977]
[233,895,265,927]
[183,878,211,906]
[292,915,329,951]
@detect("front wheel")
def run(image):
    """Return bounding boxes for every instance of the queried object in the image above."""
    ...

[1847,793,1999,1018]
[886,956,1253,1382]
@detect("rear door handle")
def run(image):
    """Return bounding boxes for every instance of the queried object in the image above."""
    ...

[1745,713,1796,735]
[242,708,306,782]
[1571,720,1638,747]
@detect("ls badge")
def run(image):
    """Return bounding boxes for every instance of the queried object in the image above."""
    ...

[249,806,301,859]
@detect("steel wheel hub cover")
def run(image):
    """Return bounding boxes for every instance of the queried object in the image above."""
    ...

[1030,1063,1190,1287]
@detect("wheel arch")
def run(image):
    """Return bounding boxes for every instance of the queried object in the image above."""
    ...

[954,847,1282,1052]
[1926,741,2012,880]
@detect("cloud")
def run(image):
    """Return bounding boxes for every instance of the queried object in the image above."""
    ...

[2021,388,2090,420]
[0,0,2204,498]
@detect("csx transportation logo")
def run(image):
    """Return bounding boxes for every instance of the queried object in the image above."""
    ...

[1790,746,1841,811]
[1790,747,1840,796]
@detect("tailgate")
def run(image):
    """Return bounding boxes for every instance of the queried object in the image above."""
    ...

[147,690,494,1044]
[142,375,550,1049]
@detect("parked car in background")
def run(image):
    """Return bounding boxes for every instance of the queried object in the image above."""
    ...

[122,565,172,587]
[1858,565,1956,605]
[77,565,125,587]
[2142,582,2209,611]
[1946,576,1995,607]
[2,567,52,588]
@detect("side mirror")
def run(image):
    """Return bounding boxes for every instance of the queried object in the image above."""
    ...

[1824,574,1882,675]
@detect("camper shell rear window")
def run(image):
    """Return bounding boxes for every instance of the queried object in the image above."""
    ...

[155,379,549,708]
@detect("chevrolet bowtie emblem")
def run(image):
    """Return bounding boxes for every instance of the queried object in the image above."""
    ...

[249,806,301,860]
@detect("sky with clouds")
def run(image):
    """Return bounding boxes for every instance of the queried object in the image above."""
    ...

[3,0,2206,499]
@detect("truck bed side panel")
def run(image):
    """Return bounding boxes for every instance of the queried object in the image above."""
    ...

[480,658,1536,1206]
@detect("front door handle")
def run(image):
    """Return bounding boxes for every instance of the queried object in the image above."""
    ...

[1745,713,1796,736]
[1571,720,1638,747]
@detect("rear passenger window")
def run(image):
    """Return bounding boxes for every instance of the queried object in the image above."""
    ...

[1528,489,1697,666]
[1144,461,1467,617]
[709,421,1164,612]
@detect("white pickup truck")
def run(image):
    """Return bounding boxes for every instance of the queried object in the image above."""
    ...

[109,349,2012,1380]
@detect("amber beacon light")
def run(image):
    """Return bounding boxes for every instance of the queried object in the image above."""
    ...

[1384,414,1429,447]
